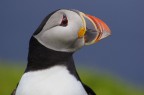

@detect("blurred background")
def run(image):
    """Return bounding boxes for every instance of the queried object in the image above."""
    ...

[0,0,144,95]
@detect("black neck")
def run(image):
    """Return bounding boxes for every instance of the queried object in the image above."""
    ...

[25,37,81,80]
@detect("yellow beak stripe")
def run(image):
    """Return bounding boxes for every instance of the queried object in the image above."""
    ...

[77,12,87,38]
[78,27,86,38]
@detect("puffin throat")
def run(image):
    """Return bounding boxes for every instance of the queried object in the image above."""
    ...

[25,37,74,72]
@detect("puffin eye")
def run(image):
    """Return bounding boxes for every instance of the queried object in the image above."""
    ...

[60,15,68,27]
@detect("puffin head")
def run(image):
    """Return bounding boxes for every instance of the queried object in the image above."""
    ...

[33,9,111,52]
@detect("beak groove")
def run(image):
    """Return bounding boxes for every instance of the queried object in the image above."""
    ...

[79,13,111,45]
[86,14,111,39]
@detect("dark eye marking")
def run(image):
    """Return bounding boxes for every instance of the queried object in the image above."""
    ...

[60,15,68,27]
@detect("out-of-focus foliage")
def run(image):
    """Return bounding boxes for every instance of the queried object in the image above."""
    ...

[0,62,144,95]
[0,62,25,95]
[78,69,144,95]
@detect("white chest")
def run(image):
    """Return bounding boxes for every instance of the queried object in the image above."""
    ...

[15,66,87,95]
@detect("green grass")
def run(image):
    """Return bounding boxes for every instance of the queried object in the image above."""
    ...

[0,62,144,95]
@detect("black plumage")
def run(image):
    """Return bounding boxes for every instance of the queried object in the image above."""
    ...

[11,36,96,95]
[11,9,96,95]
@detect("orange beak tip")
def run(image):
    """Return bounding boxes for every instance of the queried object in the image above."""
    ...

[101,30,111,39]
[87,14,111,40]
[80,12,111,45]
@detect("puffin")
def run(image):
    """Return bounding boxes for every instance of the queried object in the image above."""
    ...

[11,9,111,95]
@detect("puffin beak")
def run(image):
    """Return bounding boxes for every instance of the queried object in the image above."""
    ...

[78,12,111,45]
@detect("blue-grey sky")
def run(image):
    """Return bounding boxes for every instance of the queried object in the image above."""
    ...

[0,0,144,87]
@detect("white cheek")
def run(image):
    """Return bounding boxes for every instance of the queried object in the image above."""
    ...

[34,26,79,52]
[34,10,85,52]
[43,26,77,43]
